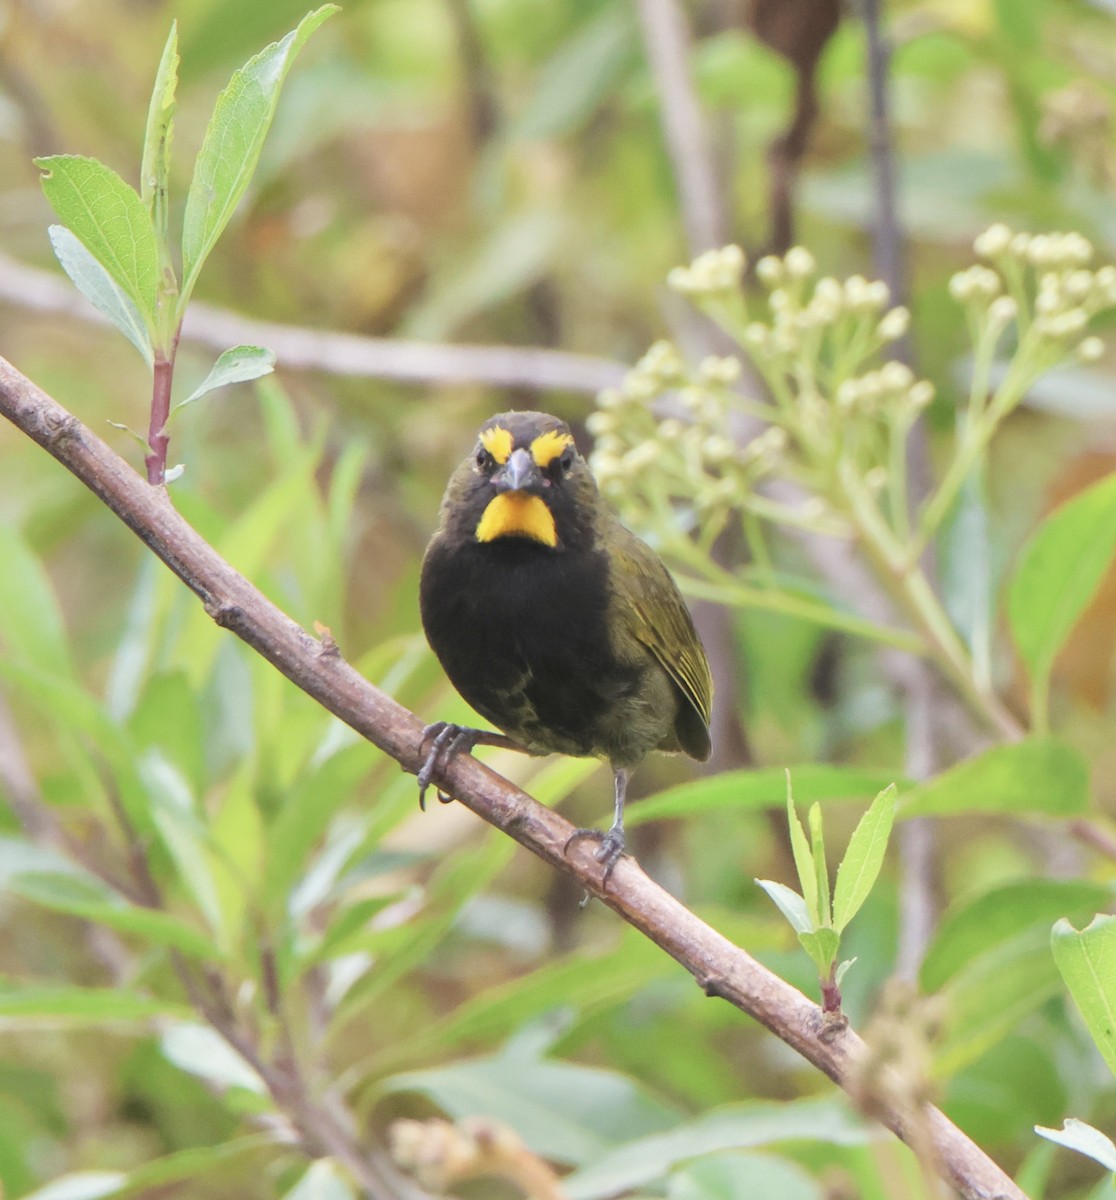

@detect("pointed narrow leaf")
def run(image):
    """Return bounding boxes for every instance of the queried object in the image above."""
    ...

[900,737,1088,817]
[48,226,154,363]
[36,156,158,321]
[181,6,338,301]
[21,1171,128,1200]
[0,979,186,1024]
[141,21,179,241]
[1008,472,1116,722]
[920,879,1110,992]
[560,1098,869,1198]
[161,1022,266,1093]
[123,1138,272,1192]
[785,772,819,921]
[1035,1119,1116,1172]
[834,958,856,988]
[0,522,74,678]
[808,803,831,927]
[177,345,275,410]
[1051,915,1116,1079]
[627,765,904,827]
[832,784,896,932]
[934,931,1062,1075]
[755,879,812,935]
[283,1159,357,1200]
[10,871,216,959]
[142,751,225,940]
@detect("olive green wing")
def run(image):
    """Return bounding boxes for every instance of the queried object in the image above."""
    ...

[608,525,713,760]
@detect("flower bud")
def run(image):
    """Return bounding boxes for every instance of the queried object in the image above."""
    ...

[877,307,910,341]
[785,246,816,279]
[974,223,1012,258]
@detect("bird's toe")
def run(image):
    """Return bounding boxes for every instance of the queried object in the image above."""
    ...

[564,825,627,886]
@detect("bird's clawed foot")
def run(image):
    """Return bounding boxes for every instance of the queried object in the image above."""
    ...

[417,722,480,809]
[417,724,531,809]
[564,825,626,886]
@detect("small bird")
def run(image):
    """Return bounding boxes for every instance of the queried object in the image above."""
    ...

[418,411,712,881]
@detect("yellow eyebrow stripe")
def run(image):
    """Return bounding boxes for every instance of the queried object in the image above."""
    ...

[530,429,574,468]
[479,426,513,464]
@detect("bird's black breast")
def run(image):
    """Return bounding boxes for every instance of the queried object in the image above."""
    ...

[419,535,643,757]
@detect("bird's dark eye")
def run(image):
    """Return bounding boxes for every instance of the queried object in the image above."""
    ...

[559,446,576,474]
[475,446,491,470]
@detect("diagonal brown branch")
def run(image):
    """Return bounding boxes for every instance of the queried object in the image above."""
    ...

[0,354,1027,1200]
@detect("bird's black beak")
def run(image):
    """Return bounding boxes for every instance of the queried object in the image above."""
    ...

[494,447,543,494]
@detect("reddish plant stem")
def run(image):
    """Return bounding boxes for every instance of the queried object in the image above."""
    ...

[145,320,181,484]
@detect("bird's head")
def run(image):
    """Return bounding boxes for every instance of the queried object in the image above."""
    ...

[440,411,600,550]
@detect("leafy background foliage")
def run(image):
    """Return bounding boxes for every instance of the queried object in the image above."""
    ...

[2,0,1116,1197]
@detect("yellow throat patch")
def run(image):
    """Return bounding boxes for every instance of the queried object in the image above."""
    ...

[475,493,557,547]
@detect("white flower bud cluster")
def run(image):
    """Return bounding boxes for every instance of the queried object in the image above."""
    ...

[834,362,934,420]
[588,340,749,519]
[1032,263,1116,342]
[667,245,747,297]
[953,224,1116,359]
[748,248,899,364]
[948,265,1002,306]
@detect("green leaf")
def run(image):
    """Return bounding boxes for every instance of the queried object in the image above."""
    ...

[161,1022,267,1093]
[515,5,635,140]
[755,880,811,935]
[1051,915,1116,1079]
[785,772,818,922]
[920,879,1110,992]
[934,930,1062,1075]
[900,738,1089,817]
[180,6,338,303]
[808,804,831,928]
[35,155,158,323]
[667,1151,822,1200]
[1008,471,1116,729]
[375,929,670,1074]
[283,1160,356,1200]
[21,1171,128,1200]
[0,978,187,1024]
[142,751,226,941]
[0,662,150,828]
[386,1043,682,1168]
[122,1138,272,1194]
[47,226,154,364]
[140,21,179,243]
[832,785,897,933]
[0,523,74,678]
[176,345,276,412]
[560,1099,869,1199]
[1035,1118,1116,1173]
[798,927,840,977]
[10,872,217,960]
[628,766,903,827]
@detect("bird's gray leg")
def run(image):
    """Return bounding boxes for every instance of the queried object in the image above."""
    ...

[564,767,629,885]
[416,722,525,809]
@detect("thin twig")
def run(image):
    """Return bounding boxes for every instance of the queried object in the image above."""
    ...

[635,0,727,254]
[859,0,946,981]
[0,355,1029,1200]
[0,253,626,395]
